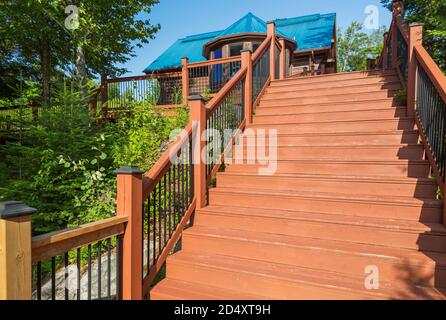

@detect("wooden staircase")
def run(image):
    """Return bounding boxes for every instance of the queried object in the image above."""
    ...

[150,70,446,300]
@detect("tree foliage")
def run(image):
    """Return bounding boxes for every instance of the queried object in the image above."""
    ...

[0,1,160,101]
[0,81,188,235]
[337,22,387,72]
[381,0,446,71]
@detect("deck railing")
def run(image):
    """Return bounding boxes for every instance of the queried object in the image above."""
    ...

[0,22,288,301]
[376,0,446,223]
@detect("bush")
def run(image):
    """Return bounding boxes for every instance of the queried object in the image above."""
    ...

[0,81,188,235]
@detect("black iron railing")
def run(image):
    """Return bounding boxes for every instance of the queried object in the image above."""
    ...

[205,76,245,182]
[104,73,183,110]
[275,42,281,80]
[416,63,446,180]
[252,47,270,105]
[143,133,194,281]
[397,28,409,83]
[33,235,123,300]
[188,59,241,96]
[387,38,393,69]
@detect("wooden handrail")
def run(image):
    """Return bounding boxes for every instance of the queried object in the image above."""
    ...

[107,72,182,84]
[205,66,248,117]
[187,56,241,68]
[143,122,193,198]
[396,17,409,44]
[31,216,128,263]
[252,35,273,64]
[414,45,446,103]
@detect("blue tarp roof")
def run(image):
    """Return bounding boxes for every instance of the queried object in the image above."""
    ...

[144,12,336,73]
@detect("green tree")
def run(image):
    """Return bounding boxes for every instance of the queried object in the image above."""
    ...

[381,0,446,71]
[0,1,160,102]
[337,22,387,72]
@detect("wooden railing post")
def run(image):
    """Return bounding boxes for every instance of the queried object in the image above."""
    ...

[279,39,286,80]
[241,49,253,124]
[267,21,276,80]
[0,201,36,300]
[407,23,424,118]
[391,0,404,69]
[189,95,207,209]
[100,75,108,118]
[383,32,389,69]
[115,166,144,300]
[182,57,190,105]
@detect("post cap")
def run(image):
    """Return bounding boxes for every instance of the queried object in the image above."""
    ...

[266,20,276,25]
[240,49,252,54]
[188,94,205,101]
[409,22,424,27]
[0,201,37,219]
[114,166,144,175]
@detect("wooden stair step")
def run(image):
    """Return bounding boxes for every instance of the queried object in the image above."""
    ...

[259,91,398,106]
[238,130,420,146]
[253,108,407,124]
[267,76,401,93]
[270,70,397,86]
[150,278,268,300]
[195,205,446,252]
[248,119,415,134]
[216,172,436,198]
[262,83,402,99]
[225,159,430,179]
[257,98,397,110]
[182,226,446,287]
[208,187,442,222]
[167,252,446,300]
[234,145,424,161]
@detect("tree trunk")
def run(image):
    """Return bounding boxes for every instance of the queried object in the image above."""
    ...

[40,37,51,108]
[76,44,89,104]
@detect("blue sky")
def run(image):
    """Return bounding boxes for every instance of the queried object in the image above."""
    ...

[121,0,392,76]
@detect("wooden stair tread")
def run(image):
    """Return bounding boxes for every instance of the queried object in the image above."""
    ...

[197,205,446,234]
[169,251,446,300]
[210,187,441,207]
[183,225,446,269]
[151,278,269,300]
[217,172,434,185]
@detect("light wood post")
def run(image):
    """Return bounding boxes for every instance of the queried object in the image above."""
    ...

[189,95,207,209]
[0,201,36,300]
[115,166,144,300]
[241,49,253,125]
[267,21,276,80]
[182,57,190,106]
[407,23,424,118]
[383,32,389,69]
[279,39,286,80]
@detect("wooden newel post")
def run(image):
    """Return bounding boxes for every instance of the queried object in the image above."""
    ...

[407,23,423,118]
[391,0,404,69]
[182,57,190,106]
[115,166,144,300]
[0,201,36,300]
[383,32,389,69]
[189,95,207,209]
[241,49,253,125]
[267,21,276,80]
[279,39,286,80]
[100,75,108,118]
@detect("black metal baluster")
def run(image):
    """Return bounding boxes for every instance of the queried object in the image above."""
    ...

[51,257,56,300]
[98,241,102,300]
[107,238,111,300]
[87,244,92,300]
[64,252,69,300]
[164,174,167,245]
[37,262,42,300]
[77,248,81,300]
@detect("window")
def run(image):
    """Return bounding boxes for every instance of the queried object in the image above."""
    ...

[229,43,244,57]
[252,42,261,53]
